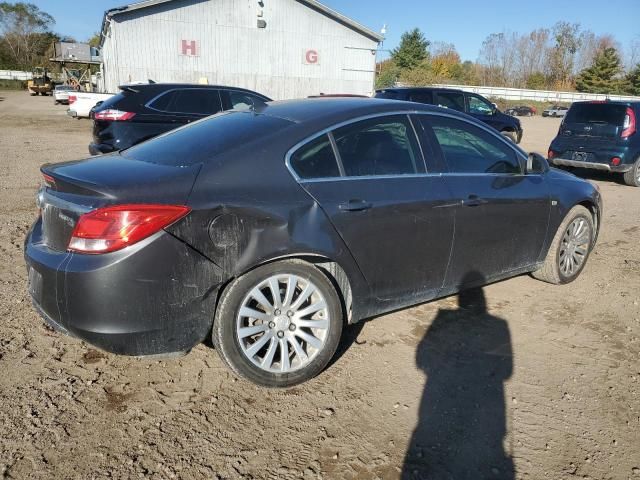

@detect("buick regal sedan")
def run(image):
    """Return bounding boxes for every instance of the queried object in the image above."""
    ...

[25,98,602,387]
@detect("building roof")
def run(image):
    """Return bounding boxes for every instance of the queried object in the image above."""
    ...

[100,0,383,44]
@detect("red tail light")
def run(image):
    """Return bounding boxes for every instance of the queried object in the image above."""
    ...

[68,204,190,254]
[611,157,622,166]
[68,95,77,104]
[93,109,136,121]
[621,107,636,139]
[42,173,56,186]
[547,149,556,159]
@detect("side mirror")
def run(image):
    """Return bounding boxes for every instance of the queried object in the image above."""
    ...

[491,103,498,114]
[526,152,548,174]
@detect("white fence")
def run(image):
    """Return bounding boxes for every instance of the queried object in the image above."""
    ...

[0,70,32,81]
[432,83,640,103]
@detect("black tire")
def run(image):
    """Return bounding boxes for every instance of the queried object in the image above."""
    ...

[622,157,640,187]
[532,205,594,285]
[212,259,344,387]
[501,130,517,143]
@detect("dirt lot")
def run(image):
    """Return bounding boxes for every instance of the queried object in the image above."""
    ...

[0,90,639,479]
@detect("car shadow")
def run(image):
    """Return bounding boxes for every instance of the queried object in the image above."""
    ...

[402,271,515,480]
[563,167,627,186]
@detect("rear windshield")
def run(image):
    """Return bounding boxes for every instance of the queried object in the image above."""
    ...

[565,103,627,125]
[121,111,294,166]
[95,92,128,110]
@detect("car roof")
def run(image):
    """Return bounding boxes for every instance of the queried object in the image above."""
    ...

[253,97,463,125]
[376,86,465,94]
[118,83,271,98]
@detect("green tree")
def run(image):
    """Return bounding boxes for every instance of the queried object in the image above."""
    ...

[88,32,100,48]
[391,28,429,70]
[525,71,547,90]
[625,64,640,95]
[375,58,399,89]
[0,2,55,69]
[575,47,624,94]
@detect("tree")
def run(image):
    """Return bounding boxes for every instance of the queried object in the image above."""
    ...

[575,47,625,94]
[548,22,581,89]
[88,32,101,48]
[391,28,429,70]
[625,64,640,95]
[0,2,55,69]
[375,58,399,89]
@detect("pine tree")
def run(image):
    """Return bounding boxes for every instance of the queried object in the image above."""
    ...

[391,28,429,70]
[626,64,640,96]
[575,47,624,94]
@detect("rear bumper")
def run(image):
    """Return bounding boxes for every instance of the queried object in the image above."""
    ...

[88,142,116,156]
[66,109,77,118]
[25,218,224,356]
[550,157,633,173]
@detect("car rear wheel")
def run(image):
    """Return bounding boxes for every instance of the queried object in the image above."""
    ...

[212,259,343,387]
[622,158,640,187]
[532,205,594,284]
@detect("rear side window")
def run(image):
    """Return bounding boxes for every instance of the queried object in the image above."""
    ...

[229,91,267,110]
[289,134,340,179]
[565,103,627,125]
[434,91,465,112]
[409,91,433,104]
[122,111,293,166]
[425,116,521,174]
[333,115,422,177]
[150,89,223,115]
[375,90,403,100]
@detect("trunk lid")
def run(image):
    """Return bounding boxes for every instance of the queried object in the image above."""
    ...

[39,154,201,252]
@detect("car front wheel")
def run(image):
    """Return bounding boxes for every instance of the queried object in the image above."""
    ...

[532,205,594,284]
[212,259,343,387]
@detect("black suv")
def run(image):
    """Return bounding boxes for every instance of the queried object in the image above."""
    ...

[89,84,271,155]
[374,87,523,143]
[548,101,640,186]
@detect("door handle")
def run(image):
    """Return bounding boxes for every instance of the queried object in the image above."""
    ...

[339,199,372,212]
[462,194,486,207]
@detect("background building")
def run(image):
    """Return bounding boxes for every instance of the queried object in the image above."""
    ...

[99,0,382,99]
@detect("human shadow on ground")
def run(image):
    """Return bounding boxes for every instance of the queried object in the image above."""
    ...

[402,271,515,480]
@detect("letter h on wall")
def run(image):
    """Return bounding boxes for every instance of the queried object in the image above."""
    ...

[181,40,197,56]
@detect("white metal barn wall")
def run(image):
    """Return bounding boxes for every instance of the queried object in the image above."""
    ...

[433,84,640,103]
[0,70,32,80]
[101,0,379,99]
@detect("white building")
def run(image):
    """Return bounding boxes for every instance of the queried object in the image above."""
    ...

[99,0,382,99]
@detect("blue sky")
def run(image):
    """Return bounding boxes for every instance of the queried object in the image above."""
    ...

[32,0,640,62]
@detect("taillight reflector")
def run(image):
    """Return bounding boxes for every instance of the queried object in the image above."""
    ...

[93,109,136,121]
[611,157,621,166]
[42,173,56,186]
[68,95,77,104]
[621,107,636,139]
[68,204,190,254]
[547,149,556,160]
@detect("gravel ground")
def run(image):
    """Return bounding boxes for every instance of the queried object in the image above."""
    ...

[0,90,639,479]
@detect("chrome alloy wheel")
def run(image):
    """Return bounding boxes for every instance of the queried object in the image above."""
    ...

[236,274,330,373]
[558,217,591,277]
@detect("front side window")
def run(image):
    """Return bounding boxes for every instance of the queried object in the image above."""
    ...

[434,91,465,112]
[468,94,494,115]
[289,134,340,179]
[333,115,422,177]
[425,116,521,174]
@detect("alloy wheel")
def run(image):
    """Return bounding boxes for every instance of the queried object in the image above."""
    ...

[236,274,330,373]
[558,217,591,277]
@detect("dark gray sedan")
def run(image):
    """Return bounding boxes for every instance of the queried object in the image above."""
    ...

[25,98,602,386]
